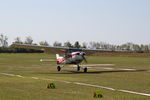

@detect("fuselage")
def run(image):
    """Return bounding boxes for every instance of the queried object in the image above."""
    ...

[56,52,85,65]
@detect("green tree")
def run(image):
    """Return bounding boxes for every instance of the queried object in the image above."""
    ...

[53,41,62,46]
[133,44,141,53]
[64,41,72,47]
[141,45,149,53]
[74,41,80,48]
[39,41,49,46]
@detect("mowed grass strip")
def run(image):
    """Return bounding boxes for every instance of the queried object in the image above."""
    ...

[0,53,150,100]
[0,75,149,100]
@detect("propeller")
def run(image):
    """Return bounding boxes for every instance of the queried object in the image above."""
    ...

[82,55,87,63]
[80,52,87,63]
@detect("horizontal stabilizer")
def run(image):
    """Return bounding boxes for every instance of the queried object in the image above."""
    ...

[40,59,56,62]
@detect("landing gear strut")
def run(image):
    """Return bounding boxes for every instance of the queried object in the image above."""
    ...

[77,65,80,71]
[83,67,87,72]
[57,66,61,71]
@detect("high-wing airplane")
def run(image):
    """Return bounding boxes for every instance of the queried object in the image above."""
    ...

[11,43,125,72]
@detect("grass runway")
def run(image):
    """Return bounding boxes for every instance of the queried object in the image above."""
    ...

[0,53,150,100]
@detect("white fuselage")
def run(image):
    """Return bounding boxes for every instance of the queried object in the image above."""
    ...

[56,52,85,65]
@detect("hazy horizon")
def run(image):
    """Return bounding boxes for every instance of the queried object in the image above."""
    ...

[0,0,150,45]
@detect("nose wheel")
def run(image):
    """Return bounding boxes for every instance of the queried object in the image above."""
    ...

[83,67,87,72]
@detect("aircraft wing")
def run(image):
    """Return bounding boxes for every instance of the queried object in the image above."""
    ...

[11,43,69,53]
[11,43,127,54]
[81,48,127,52]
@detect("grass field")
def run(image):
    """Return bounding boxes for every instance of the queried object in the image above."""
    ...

[0,53,150,100]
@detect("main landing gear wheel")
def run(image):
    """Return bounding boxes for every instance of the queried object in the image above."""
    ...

[77,65,80,71]
[83,67,87,72]
[57,66,61,71]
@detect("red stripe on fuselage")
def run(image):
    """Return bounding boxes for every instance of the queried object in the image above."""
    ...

[57,54,78,64]
[57,57,65,64]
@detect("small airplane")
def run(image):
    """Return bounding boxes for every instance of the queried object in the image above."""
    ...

[11,43,124,72]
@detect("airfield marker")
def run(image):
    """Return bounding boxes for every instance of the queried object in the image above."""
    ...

[73,82,115,91]
[31,77,39,80]
[16,75,24,78]
[93,91,103,98]
[47,83,56,89]
[118,90,150,97]
[0,73,24,78]
[0,73,16,77]
[120,69,136,71]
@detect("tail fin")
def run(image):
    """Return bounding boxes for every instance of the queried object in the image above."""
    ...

[56,54,60,59]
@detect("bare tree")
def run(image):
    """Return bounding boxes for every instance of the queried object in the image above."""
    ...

[89,41,95,48]
[24,36,33,44]
[14,37,23,44]
[0,34,8,47]
[82,42,88,48]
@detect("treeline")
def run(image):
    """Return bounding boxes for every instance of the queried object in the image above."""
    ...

[0,34,150,53]
[0,34,43,53]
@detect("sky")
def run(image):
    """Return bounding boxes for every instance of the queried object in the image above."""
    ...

[0,0,150,45]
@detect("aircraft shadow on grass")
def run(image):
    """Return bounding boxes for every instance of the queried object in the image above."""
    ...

[66,69,148,74]
[39,69,149,74]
